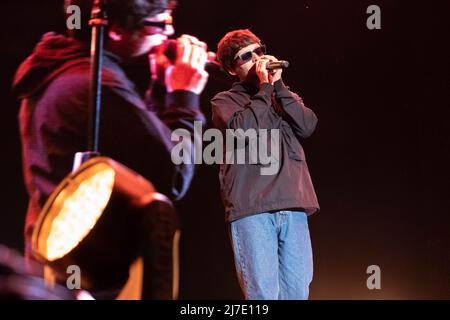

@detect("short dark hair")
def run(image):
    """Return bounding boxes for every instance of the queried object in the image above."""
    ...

[217,29,261,71]
[64,0,176,41]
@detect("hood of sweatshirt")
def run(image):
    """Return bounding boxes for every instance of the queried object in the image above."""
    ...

[13,32,90,98]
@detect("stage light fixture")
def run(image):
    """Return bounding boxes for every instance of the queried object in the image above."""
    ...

[31,156,179,299]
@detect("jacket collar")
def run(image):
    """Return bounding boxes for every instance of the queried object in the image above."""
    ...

[230,81,259,96]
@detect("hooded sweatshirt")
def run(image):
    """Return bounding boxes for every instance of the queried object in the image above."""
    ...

[13,32,205,250]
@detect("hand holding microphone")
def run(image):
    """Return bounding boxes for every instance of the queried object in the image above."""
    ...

[256,55,286,85]
[149,35,210,95]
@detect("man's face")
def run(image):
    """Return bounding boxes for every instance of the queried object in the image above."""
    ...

[111,10,175,59]
[230,42,266,81]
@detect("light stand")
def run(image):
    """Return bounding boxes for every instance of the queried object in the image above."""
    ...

[73,0,107,170]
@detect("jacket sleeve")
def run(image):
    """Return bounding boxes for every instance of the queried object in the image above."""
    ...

[211,83,275,132]
[99,83,205,201]
[274,80,318,139]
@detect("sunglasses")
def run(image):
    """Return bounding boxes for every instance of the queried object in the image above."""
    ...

[234,44,267,65]
[143,16,173,29]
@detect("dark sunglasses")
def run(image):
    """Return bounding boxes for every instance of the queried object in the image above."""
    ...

[234,44,266,65]
[143,18,173,29]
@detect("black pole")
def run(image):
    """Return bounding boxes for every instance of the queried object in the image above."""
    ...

[88,0,108,153]
[73,0,108,171]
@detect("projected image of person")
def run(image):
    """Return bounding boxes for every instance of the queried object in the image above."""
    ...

[13,0,209,258]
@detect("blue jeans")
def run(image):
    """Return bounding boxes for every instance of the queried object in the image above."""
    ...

[229,211,313,300]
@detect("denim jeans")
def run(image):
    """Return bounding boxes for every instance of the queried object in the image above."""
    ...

[229,211,313,300]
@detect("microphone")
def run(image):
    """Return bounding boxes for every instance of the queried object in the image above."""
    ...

[266,61,289,70]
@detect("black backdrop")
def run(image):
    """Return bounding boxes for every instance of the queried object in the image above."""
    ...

[0,0,449,299]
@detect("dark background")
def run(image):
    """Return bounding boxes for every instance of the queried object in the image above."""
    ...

[1,0,449,299]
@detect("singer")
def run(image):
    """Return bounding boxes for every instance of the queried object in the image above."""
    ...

[13,0,208,298]
[211,29,320,300]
